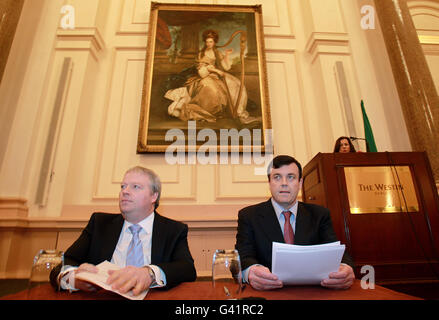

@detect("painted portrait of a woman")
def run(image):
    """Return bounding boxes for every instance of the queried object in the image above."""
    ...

[165,29,260,125]
[138,5,270,152]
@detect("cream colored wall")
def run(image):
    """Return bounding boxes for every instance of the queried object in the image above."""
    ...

[0,0,437,279]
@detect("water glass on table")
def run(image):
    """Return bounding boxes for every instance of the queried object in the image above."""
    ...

[212,249,242,299]
[27,249,64,299]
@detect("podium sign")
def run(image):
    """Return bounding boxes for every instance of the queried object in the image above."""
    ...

[344,166,419,214]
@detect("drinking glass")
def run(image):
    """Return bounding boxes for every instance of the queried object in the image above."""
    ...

[212,249,242,299]
[27,249,64,299]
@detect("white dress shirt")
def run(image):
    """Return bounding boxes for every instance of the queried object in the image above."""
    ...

[242,199,346,283]
[242,199,298,283]
[271,198,298,234]
[60,212,166,291]
[112,213,154,267]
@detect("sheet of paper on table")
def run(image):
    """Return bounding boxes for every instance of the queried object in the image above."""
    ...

[75,260,148,300]
[271,241,345,285]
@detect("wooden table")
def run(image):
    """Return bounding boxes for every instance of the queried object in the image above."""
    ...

[0,279,420,300]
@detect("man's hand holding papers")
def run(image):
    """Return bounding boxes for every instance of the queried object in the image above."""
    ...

[75,261,149,300]
[320,264,355,289]
[271,241,354,289]
[248,265,283,291]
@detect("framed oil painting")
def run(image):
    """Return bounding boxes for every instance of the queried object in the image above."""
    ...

[137,2,272,153]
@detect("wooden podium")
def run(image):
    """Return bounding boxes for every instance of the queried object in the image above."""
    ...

[302,152,439,286]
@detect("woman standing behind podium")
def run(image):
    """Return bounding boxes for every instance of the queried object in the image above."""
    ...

[333,136,356,153]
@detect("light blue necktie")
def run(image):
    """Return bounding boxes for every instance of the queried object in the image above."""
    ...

[126,224,144,267]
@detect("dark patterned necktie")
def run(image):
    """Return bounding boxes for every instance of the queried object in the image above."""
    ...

[282,211,295,244]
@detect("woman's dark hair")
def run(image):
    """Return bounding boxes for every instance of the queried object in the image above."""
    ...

[333,136,356,153]
[199,29,224,71]
[202,29,219,43]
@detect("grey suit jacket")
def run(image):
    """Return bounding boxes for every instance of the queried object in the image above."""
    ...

[235,200,354,271]
[51,212,196,289]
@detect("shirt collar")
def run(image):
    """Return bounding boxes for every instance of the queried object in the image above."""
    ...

[271,198,298,220]
[123,211,155,235]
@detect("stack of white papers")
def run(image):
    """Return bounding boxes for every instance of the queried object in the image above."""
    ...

[272,241,345,285]
[75,261,149,300]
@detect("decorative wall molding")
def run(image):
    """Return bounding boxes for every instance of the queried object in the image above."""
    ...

[115,0,295,38]
[92,49,197,201]
[56,27,105,61]
[264,37,296,53]
[262,0,295,38]
[0,198,28,218]
[116,0,149,35]
[305,32,350,63]
[0,210,239,230]
[0,217,85,229]
[408,0,439,44]
[407,0,439,15]
[419,33,439,54]
[57,203,243,223]
[419,32,439,44]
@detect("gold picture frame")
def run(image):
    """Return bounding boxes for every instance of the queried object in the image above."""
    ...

[137,2,272,153]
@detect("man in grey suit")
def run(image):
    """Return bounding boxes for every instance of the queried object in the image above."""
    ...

[235,155,355,291]
[51,166,196,296]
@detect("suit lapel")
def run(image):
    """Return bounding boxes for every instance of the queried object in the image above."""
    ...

[257,199,285,244]
[101,214,125,262]
[294,202,310,244]
[151,212,165,264]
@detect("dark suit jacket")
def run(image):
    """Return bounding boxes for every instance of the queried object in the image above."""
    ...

[235,200,354,271]
[51,212,196,289]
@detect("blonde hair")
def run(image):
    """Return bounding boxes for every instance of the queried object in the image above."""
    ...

[125,166,161,209]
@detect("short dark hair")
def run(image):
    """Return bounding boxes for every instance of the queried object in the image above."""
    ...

[267,155,302,181]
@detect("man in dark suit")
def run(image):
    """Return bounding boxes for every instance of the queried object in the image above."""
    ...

[235,155,355,291]
[51,166,196,296]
